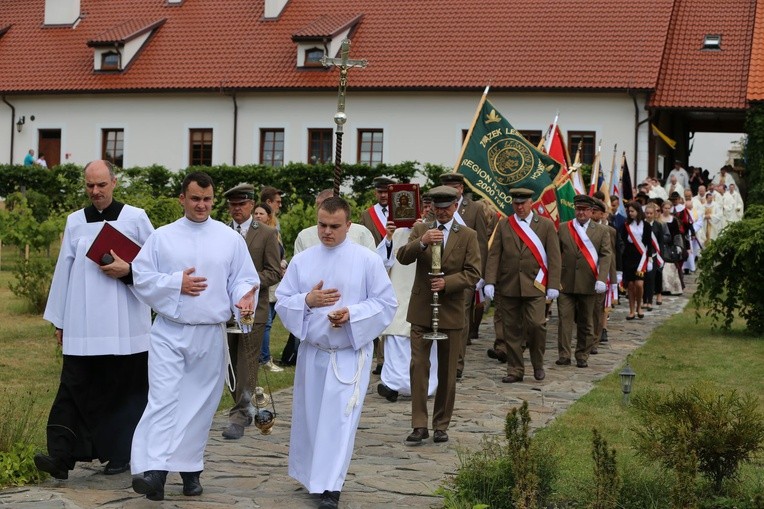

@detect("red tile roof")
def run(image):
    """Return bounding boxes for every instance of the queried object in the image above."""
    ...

[747,0,764,101]
[292,13,362,40]
[650,0,755,109]
[0,0,694,95]
[87,18,166,46]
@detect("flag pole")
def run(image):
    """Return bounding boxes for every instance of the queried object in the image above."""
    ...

[589,139,602,196]
[453,85,490,172]
[604,143,617,209]
[544,110,559,153]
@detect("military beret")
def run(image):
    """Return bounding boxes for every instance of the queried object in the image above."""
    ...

[372,176,396,189]
[509,187,534,203]
[428,185,459,207]
[224,183,255,201]
[439,172,465,185]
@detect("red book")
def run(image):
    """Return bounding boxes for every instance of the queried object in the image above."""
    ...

[86,222,142,265]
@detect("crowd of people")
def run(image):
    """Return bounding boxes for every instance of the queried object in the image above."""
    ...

[33,160,744,508]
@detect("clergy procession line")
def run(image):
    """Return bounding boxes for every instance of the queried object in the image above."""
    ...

[28,161,721,508]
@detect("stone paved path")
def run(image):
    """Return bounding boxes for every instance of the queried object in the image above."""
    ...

[1,279,694,508]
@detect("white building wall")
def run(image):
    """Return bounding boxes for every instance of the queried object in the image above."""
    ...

[4,91,647,182]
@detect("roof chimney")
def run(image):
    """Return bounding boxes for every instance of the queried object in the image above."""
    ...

[264,0,289,19]
[44,0,81,26]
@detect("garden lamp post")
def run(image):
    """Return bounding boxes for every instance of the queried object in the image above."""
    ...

[620,360,636,405]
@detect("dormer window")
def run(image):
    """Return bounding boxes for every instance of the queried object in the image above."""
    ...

[304,47,324,67]
[292,13,363,69]
[101,51,120,71]
[87,18,166,73]
[703,34,721,50]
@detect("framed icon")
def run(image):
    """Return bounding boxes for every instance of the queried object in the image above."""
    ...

[388,183,420,228]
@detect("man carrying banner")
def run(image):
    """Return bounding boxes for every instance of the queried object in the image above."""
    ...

[483,188,560,383]
[361,176,396,375]
[556,195,612,368]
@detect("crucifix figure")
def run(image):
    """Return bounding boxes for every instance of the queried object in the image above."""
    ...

[321,38,368,195]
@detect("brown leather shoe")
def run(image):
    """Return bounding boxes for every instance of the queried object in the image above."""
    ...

[533,369,545,381]
[555,358,571,366]
[433,430,449,443]
[405,428,429,444]
[502,374,523,383]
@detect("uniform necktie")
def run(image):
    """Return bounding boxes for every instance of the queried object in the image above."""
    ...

[438,224,446,231]
[236,224,243,236]
[381,206,387,217]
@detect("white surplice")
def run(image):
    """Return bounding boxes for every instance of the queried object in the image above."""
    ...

[44,205,154,355]
[129,216,259,474]
[377,227,438,396]
[276,237,396,493]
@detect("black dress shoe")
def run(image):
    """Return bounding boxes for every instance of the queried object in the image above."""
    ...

[591,347,598,354]
[533,368,545,381]
[433,430,449,443]
[576,360,588,368]
[318,490,341,509]
[181,471,203,496]
[555,358,571,366]
[34,453,69,480]
[456,369,463,379]
[372,363,383,375]
[377,383,399,402]
[600,329,609,343]
[405,427,429,444]
[502,374,523,383]
[486,348,507,363]
[103,460,130,475]
[132,470,167,501]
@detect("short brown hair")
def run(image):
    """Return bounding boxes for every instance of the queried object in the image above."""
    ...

[318,196,351,222]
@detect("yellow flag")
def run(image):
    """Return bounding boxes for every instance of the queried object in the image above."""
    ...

[651,123,677,150]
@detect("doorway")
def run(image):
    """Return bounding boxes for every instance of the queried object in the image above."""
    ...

[38,129,61,168]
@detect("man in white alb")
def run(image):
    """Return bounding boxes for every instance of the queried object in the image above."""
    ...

[37,160,154,480]
[276,196,396,509]
[129,172,259,501]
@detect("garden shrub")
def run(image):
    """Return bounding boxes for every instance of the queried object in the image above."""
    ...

[632,384,764,495]
[9,258,56,313]
[440,401,557,509]
[591,428,620,509]
[692,211,764,333]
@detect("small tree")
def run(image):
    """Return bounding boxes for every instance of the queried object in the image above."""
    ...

[591,429,620,509]
[632,384,764,495]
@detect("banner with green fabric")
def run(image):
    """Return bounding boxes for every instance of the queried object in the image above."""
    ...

[455,96,563,226]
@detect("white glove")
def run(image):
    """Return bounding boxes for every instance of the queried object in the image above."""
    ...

[594,281,607,294]
[484,284,495,301]
[476,278,485,290]
[546,288,559,300]
[616,271,623,284]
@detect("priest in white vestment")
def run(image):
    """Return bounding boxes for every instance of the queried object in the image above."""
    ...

[276,197,396,509]
[728,184,745,222]
[36,160,153,481]
[704,192,725,242]
[376,225,438,401]
[129,172,259,501]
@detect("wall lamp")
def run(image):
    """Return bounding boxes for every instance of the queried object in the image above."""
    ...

[16,116,25,133]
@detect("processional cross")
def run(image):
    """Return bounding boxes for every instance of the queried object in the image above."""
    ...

[321,38,368,195]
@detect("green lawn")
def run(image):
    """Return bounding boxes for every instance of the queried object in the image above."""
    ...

[534,308,764,503]
[0,244,294,450]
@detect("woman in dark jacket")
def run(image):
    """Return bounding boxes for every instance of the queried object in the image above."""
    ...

[619,201,654,319]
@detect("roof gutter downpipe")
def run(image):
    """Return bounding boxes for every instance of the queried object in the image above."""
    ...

[2,96,16,165]
[632,90,651,179]
[232,92,238,166]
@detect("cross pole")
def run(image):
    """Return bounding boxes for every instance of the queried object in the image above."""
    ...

[321,38,367,196]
